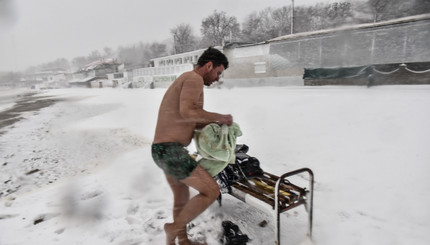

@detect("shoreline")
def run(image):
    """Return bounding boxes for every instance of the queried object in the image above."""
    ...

[0,91,63,135]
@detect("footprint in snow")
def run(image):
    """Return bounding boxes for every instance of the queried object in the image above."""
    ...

[33,212,60,225]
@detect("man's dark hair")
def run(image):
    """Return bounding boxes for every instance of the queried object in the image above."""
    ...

[197,47,229,69]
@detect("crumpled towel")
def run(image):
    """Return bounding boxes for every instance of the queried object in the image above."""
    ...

[194,122,242,177]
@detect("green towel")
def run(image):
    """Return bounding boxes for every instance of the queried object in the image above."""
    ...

[194,122,242,177]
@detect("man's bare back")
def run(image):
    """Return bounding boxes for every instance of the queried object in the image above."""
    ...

[154,69,232,146]
[153,71,203,146]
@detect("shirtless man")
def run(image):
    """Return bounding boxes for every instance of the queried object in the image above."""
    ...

[151,47,233,245]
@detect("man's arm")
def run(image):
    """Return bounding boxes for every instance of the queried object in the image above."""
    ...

[179,77,232,126]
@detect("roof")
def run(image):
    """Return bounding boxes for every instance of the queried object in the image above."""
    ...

[150,46,223,62]
[68,76,99,84]
[79,58,119,72]
[267,13,430,44]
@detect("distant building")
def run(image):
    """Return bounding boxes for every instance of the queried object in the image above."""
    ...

[131,47,222,88]
[69,58,120,88]
[21,68,71,89]
[106,64,133,88]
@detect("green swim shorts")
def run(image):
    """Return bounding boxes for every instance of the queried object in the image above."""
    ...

[151,142,198,180]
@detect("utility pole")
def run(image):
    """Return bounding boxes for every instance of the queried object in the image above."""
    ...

[291,0,294,34]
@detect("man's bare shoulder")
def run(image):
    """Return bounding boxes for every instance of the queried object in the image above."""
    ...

[177,70,203,85]
[163,71,202,98]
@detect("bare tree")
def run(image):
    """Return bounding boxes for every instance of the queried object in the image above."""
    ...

[200,10,240,46]
[72,56,88,70]
[367,0,390,22]
[292,2,354,33]
[241,7,291,43]
[366,0,426,22]
[117,43,143,67]
[284,6,311,33]
[144,42,169,60]
[241,9,270,43]
[87,50,102,62]
[322,2,354,28]
[103,47,114,58]
[411,0,430,15]
[171,23,197,54]
[271,6,291,36]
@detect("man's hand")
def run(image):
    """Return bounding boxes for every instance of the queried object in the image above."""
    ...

[218,114,233,126]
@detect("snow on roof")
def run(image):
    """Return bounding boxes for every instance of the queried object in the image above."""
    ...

[267,13,430,43]
[80,58,118,72]
[150,46,223,62]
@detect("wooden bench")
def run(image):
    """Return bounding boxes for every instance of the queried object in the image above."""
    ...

[226,168,314,245]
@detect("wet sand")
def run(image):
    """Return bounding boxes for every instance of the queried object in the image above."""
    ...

[0,92,63,135]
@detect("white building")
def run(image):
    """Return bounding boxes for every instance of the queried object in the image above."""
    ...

[131,47,222,88]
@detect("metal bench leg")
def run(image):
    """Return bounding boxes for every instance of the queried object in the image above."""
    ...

[275,168,314,245]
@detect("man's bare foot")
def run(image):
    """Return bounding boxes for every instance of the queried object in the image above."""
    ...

[164,223,178,245]
[177,227,207,245]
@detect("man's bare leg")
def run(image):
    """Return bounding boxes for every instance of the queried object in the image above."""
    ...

[165,176,205,245]
[164,165,219,245]
[165,174,191,244]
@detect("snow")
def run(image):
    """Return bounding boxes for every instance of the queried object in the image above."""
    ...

[268,13,430,43]
[1,85,430,245]
[0,88,32,112]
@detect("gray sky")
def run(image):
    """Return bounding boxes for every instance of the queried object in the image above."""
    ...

[0,0,342,72]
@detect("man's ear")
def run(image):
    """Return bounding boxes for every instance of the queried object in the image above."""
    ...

[206,61,213,71]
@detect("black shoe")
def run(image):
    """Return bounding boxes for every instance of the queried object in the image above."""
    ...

[222,221,249,245]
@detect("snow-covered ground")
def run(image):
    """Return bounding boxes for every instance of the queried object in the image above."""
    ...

[0,88,33,112]
[0,85,429,245]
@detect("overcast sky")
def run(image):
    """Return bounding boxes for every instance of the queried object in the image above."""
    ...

[1,0,347,72]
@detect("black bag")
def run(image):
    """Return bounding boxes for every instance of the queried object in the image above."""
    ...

[235,155,264,178]
[215,144,264,194]
[234,144,264,179]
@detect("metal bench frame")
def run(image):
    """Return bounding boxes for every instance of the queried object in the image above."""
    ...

[227,168,314,245]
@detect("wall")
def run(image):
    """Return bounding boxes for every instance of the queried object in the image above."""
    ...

[224,14,430,86]
[270,19,430,68]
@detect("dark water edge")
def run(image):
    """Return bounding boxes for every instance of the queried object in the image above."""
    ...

[0,92,63,135]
